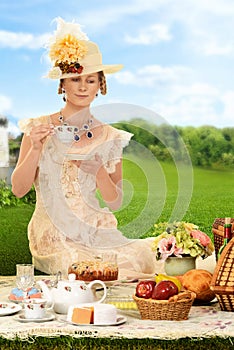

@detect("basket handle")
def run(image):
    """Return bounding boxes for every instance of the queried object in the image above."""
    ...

[168,291,196,303]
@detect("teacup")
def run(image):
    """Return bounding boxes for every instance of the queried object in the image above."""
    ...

[23,298,53,319]
[54,125,77,143]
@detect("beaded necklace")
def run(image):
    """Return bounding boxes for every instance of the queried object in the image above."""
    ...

[58,110,93,142]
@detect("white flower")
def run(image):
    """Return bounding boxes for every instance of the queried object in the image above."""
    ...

[47,66,62,79]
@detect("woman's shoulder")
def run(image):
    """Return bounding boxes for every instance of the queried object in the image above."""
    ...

[18,115,51,135]
[104,123,134,143]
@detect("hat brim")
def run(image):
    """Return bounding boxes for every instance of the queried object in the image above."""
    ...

[45,64,123,79]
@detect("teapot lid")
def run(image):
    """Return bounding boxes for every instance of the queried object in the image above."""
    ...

[68,273,76,282]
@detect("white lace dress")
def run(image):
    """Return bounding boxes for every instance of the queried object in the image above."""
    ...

[19,115,162,278]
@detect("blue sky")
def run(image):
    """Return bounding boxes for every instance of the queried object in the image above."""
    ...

[1,0,234,136]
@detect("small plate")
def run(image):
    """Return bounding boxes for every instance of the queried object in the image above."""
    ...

[64,153,93,161]
[0,302,22,316]
[14,313,55,323]
[64,315,127,327]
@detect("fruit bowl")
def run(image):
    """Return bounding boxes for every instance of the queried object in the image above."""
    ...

[133,291,196,321]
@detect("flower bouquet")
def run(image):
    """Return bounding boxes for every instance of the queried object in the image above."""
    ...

[151,222,214,261]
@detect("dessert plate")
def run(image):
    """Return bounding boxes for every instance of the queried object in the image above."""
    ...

[14,313,55,323]
[64,315,127,327]
[64,153,93,161]
[0,302,22,316]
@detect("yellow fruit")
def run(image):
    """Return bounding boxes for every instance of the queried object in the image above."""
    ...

[155,273,182,292]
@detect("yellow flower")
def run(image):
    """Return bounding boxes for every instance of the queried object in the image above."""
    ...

[49,34,88,63]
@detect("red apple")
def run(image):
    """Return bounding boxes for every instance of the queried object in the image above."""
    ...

[136,280,156,299]
[152,280,178,300]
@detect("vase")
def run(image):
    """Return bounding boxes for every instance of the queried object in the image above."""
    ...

[164,256,196,276]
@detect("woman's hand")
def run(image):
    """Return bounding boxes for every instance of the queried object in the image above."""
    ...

[29,124,54,151]
[72,154,103,176]
[72,153,123,210]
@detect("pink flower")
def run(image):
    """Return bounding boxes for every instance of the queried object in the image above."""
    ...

[190,230,211,247]
[158,236,183,260]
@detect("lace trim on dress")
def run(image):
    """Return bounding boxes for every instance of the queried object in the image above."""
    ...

[18,116,48,136]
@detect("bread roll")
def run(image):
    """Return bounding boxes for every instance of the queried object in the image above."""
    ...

[182,269,216,302]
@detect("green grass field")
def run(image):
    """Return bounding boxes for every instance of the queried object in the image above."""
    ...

[0,159,233,275]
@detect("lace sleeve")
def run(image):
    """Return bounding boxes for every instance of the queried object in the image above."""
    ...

[18,116,46,136]
[104,128,133,174]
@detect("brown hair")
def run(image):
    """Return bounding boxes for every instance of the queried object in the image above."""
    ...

[57,71,107,96]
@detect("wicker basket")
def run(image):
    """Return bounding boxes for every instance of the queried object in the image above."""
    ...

[133,291,196,321]
[210,237,234,311]
[212,218,234,260]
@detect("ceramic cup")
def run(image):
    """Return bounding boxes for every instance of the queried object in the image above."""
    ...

[23,298,54,319]
[54,125,77,143]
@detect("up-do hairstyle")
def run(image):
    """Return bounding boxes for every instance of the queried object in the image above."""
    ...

[98,71,107,95]
[58,71,107,96]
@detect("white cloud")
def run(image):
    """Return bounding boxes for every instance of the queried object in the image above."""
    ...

[0,95,12,113]
[0,30,50,49]
[202,41,234,56]
[78,0,167,31]
[125,24,172,45]
[166,1,234,57]
[222,91,234,125]
[114,64,233,127]
[115,65,193,87]
[7,121,20,137]
[79,0,234,57]
[150,81,230,127]
[153,84,222,126]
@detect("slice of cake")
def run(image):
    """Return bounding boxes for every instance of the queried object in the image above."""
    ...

[71,306,94,324]
[68,303,117,325]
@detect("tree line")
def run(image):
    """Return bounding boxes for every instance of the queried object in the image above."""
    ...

[113,118,234,168]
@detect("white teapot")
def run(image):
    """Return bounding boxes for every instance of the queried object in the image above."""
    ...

[37,274,107,314]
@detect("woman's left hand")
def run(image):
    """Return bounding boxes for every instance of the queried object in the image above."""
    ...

[72,154,104,176]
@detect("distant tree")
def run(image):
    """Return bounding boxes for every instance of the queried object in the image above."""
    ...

[177,126,231,166]
[8,134,22,161]
[0,116,8,128]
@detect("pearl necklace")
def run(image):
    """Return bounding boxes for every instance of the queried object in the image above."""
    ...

[58,110,93,142]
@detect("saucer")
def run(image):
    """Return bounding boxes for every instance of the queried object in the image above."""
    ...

[64,153,93,160]
[14,313,55,323]
[0,302,22,316]
[63,315,127,327]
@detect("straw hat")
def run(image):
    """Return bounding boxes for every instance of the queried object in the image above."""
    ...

[45,17,123,79]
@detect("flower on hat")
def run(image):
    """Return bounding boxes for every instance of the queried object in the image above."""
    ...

[49,34,88,64]
[47,66,62,79]
[45,17,89,77]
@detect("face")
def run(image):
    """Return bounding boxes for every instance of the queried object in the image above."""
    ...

[62,73,100,109]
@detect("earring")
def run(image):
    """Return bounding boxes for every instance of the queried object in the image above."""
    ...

[62,89,66,102]
[96,93,98,97]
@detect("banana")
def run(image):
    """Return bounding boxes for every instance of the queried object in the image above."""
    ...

[155,273,182,292]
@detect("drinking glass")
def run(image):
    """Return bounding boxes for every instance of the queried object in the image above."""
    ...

[16,264,34,300]
[98,252,118,297]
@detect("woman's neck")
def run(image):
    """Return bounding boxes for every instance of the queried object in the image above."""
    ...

[60,105,92,125]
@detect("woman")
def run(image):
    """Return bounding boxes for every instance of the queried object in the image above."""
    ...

[11,18,160,278]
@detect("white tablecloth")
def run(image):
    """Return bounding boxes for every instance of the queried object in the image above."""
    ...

[0,271,233,342]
